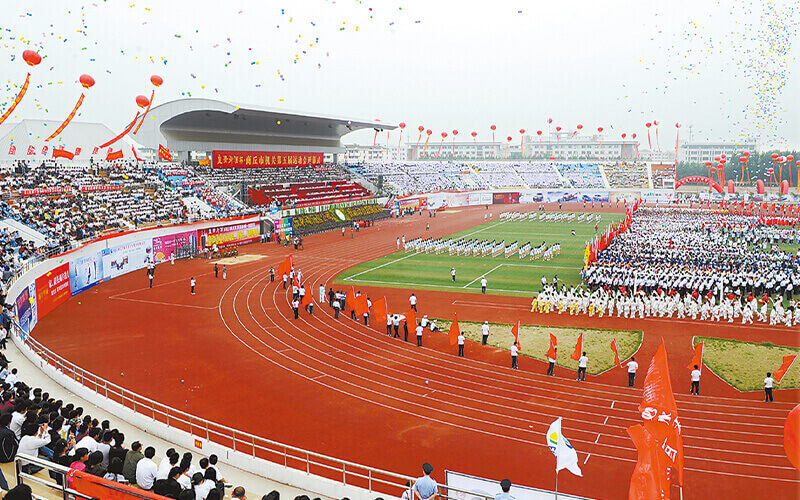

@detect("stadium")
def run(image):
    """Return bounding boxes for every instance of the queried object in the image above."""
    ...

[0,4,798,500]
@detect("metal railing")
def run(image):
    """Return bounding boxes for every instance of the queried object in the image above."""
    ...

[15,453,97,500]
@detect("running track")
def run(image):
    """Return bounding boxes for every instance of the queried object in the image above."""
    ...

[33,204,800,499]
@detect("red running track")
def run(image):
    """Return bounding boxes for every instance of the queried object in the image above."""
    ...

[33,204,800,500]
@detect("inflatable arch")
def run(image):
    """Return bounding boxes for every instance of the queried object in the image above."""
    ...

[674,176,724,193]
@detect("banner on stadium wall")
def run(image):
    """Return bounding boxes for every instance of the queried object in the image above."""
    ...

[212,151,324,168]
[80,184,123,192]
[640,190,673,204]
[397,197,421,209]
[101,238,153,281]
[290,204,384,234]
[14,283,37,338]
[274,218,293,238]
[313,166,334,172]
[493,192,520,204]
[20,187,72,196]
[519,191,545,204]
[181,180,206,186]
[35,263,70,320]
[199,222,260,248]
[419,197,429,210]
[152,231,198,262]
[69,251,104,296]
[467,192,493,206]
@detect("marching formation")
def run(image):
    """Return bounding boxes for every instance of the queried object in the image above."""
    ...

[403,237,561,260]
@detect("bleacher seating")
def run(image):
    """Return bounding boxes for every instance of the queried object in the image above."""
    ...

[557,163,606,188]
[603,162,650,188]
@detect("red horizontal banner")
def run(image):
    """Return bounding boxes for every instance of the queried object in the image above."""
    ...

[80,184,123,192]
[213,150,324,168]
[182,179,206,186]
[20,187,72,196]
[313,166,335,172]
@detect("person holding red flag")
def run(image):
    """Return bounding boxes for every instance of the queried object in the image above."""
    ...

[546,334,557,376]
[577,352,588,382]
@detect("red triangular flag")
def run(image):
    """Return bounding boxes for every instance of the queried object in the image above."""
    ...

[546,333,557,359]
[611,338,622,368]
[571,332,583,361]
[405,308,416,331]
[511,321,520,349]
[687,342,703,370]
[448,313,460,346]
[302,290,313,308]
[638,339,684,486]
[774,355,798,384]
[371,297,388,327]
[354,294,369,318]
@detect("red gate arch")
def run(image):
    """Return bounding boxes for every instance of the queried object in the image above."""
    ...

[675,176,724,193]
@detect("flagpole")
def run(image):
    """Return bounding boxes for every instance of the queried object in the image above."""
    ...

[554,469,559,500]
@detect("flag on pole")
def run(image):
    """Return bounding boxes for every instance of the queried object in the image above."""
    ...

[638,339,684,486]
[158,143,172,161]
[105,148,123,161]
[345,286,356,314]
[371,297,388,327]
[571,332,584,361]
[448,313,460,345]
[277,255,293,277]
[546,418,582,477]
[627,424,670,500]
[687,342,704,370]
[610,338,622,368]
[546,333,557,359]
[302,290,313,308]
[511,321,520,348]
[774,355,798,383]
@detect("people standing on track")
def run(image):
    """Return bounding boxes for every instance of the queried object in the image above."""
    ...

[541,276,547,291]
[481,276,487,294]
[393,314,400,337]
[397,237,400,250]
[269,267,275,282]
[481,321,490,345]
[342,227,346,237]
[319,284,325,303]
[298,283,306,306]
[387,315,393,336]
[402,235,406,248]
[403,318,409,341]
[282,272,288,289]
[364,298,371,326]
[328,287,335,307]
[451,267,456,283]
[457,332,465,357]
[334,297,341,318]
[410,293,417,312]
[171,253,175,266]
[546,348,557,376]
[416,323,423,346]
[510,342,519,369]
[627,357,639,387]
[764,372,774,402]
[577,352,588,381]
[147,262,154,288]
[214,263,219,278]
[413,463,437,500]
[190,277,196,295]
[291,298,299,319]
[690,365,701,395]
[222,265,227,280]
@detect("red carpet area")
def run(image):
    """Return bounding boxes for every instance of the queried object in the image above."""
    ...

[32,204,800,500]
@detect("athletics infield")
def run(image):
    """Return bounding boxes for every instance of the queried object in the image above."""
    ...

[31,203,800,499]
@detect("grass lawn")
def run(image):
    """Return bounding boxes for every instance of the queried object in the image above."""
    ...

[436,318,641,375]
[336,212,623,297]
[696,336,800,391]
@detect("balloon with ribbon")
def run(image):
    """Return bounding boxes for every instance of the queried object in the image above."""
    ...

[422,129,432,156]
[412,125,424,156]
[491,125,497,157]
[536,130,542,149]
[547,118,553,151]
[519,129,525,157]
[788,155,795,188]
[621,133,627,159]
[597,127,604,155]
[397,122,406,151]
[631,133,639,158]
[133,75,163,135]
[452,129,458,155]
[46,74,95,142]
[504,136,512,158]
[555,126,562,154]
[653,119,661,152]
[98,95,146,149]
[645,122,652,153]
[572,123,583,138]
[471,131,478,157]
[437,131,447,158]
[0,50,42,127]
[674,122,682,164]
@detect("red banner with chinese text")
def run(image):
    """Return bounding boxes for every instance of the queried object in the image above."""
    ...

[35,263,71,320]
[20,187,72,196]
[213,150,324,168]
[80,184,123,192]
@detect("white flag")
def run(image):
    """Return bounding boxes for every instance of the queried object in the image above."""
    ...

[546,418,582,477]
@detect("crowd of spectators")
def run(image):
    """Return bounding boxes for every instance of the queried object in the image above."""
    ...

[557,163,605,188]
[509,163,562,188]
[650,164,676,188]
[603,162,650,188]
[195,165,351,188]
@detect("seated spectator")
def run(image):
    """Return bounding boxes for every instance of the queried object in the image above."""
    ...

[0,413,18,463]
[18,422,50,474]
[108,431,128,464]
[85,450,107,477]
[122,440,144,484]
[136,446,159,490]
[4,483,32,500]
[104,456,126,483]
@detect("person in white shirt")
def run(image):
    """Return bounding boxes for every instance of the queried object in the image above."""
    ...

[481,276,488,294]
[136,446,159,490]
[18,423,50,474]
[409,293,417,312]
[510,343,519,369]
[157,450,179,480]
[690,365,701,395]
[577,352,589,381]
[481,321,490,345]
[96,430,113,468]
[627,357,639,387]
[76,427,100,453]
[10,404,27,439]
[415,324,424,346]
[207,454,226,483]
[457,333,465,357]
[546,347,557,376]
[5,368,18,388]
[319,284,325,303]
[764,372,774,402]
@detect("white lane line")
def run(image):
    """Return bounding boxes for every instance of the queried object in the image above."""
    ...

[344,252,417,280]
[603,416,609,425]
[611,401,615,409]
[583,453,591,465]
[462,264,504,289]
[109,297,218,310]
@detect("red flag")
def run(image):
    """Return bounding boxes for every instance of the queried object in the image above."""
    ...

[52,148,75,160]
[158,143,172,161]
[611,338,622,368]
[687,342,703,370]
[405,308,416,331]
[277,255,293,277]
[571,332,583,361]
[785,404,800,472]
[627,424,670,500]
[302,290,313,308]
[448,313,460,345]
[371,297,388,327]
[511,321,520,349]
[774,355,798,384]
[546,333,557,359]
[293,276,300,288]
[345,287,356,313]
[638,339,683,486]
[105,149,123,161]
[354,294,369,318]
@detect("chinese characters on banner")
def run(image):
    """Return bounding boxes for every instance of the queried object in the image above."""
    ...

[212,150,324,168]
[198,222,260,248]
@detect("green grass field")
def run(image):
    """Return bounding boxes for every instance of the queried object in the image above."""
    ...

[336,212,620,296]
[437,319,641,374]
[695,336,800,391]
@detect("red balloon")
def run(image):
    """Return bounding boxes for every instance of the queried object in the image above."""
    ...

[711,167,717,173]
[768,168,774,174]
[135,95,150,108]
[471,131,477,138]
[739,157,746,162]
[771,153,779,160]
[705,161,712,167]
[547,118,553,124]
[715,156,721,162]
[621,133,627,139]
[418,125,425,132]
[490,124,497,131]
[779,156,786,163]
[576,124,583,130]
[720,153,727,159]
[150,75,163,87]
[632,133,637,139]
[399,122,406,129]
[452,130,458,135]
[653,120,660,126]
[645,122,652,128]
[22,50,41,67]
[675,122,681,128]
[536,130,542,136]
[519,129,525,134]
[441,132,447,138]
[796,161,800,166]
[743,151,750,157]
[720,158,727,164]
[787,155,795,162]
[426,129,432,135]
[506,136,512,142]
[79,74,95,89]
[597,127,603,133]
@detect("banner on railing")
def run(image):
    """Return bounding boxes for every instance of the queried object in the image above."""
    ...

[35,263,71,320]
[181,179,206,186]
[71,469,170,500]
[14,283,37,337]
[212,150,324,168]
[199,222,260,248]
[102,238,153,280]
[19,187,72,196]
[313,166,334,172]
[153,231,198,262]
[80,184,123,192]
[69,251,104,296]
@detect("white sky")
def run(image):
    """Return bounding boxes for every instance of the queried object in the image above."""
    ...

[1,0,798,149]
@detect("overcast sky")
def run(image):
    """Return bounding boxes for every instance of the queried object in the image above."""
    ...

[1,0,798,150]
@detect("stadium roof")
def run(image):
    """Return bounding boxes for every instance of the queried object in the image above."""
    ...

[135,98,394,156]
[0,120,140,163]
